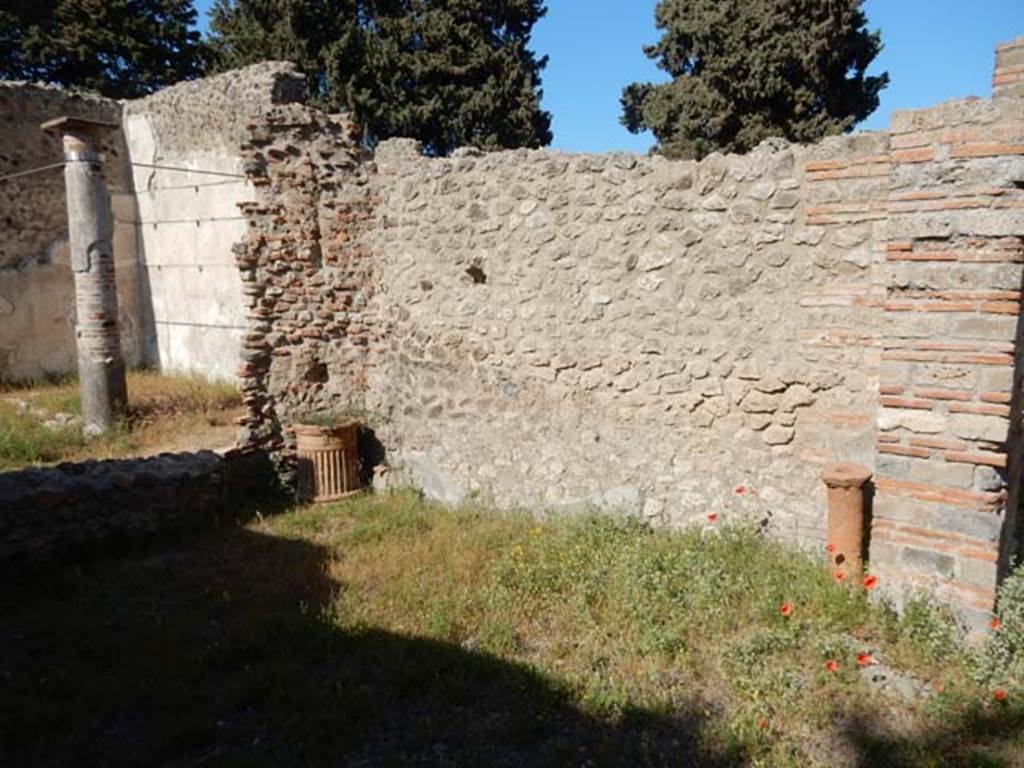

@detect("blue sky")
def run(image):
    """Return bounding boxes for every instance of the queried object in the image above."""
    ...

[192,0,1024,153]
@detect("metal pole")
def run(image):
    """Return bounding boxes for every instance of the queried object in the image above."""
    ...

[41,117,127,435]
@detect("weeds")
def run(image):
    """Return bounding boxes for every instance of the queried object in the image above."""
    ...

[0,370,240,470]
[4,492,1022,766]
[311,494,1017,766]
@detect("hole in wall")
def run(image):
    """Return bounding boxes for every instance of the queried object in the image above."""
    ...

[304,361,328,384]
[466,265,487,285]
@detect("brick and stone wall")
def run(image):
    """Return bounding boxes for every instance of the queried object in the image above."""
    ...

[231,39,1024,628]
[995,36,1024,99]
[234,103,376,478]
[870,91,1024,621]
[0,82,143,381]
[3,39,1023,627]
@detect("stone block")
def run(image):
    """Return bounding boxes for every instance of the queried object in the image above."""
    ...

[876,454,974,488]
[950,414,1009,443]
[902,547,956,580]
[763,424,795,445]
[741,390,781,413]
[873,495,1004,544]
[979,368,1013,392]
[878,408,946,434]
[958,556,999,590]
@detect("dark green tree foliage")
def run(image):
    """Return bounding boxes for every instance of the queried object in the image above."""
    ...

[207,0,359,111]
[0,0,204,98]
[336,0,552,155]
[621,0,889,159]
[208,0,552,156]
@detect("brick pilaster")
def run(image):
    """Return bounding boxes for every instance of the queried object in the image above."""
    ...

[870,44,1024,627]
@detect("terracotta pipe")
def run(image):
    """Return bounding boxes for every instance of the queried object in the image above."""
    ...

[822,462,873,576]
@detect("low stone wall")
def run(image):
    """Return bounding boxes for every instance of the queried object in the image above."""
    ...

[0,450,272,569]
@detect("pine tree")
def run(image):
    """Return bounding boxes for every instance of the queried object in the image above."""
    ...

[0,0,205,98]
[621,0,889,159]
[334,0,552,155]
[207,0,358,111]
[207,0,553,155]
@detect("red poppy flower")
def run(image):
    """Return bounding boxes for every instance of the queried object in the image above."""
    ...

[834,570,846,582]
[707,513,718,523]
[825,660,839,673]
[994,688,1008,702]
[826,543,837,554]
[862,574,878,590]
[756,717,768,730]
[990,617,1002,631]
[734,485,746,495]
[856,652,874,667]
[780,602,793,618]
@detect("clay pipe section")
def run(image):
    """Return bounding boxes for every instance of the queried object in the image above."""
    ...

[822,462,872,576]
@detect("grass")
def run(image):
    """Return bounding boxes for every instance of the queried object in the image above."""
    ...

[3,491,1022,767]
[0,370,241,470]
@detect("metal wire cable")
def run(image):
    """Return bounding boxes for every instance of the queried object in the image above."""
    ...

[0,160,249,184]
[135,179,245,193]
[0,161,67,183]
[113,216,248,225]
[130,162,247,179]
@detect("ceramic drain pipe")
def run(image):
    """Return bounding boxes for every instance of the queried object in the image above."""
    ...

[822,462,873,576]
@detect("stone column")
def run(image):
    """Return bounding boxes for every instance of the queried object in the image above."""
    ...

[41,117,127,435]
[822,462,872,576]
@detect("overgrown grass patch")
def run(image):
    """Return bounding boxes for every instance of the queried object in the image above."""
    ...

[3,491,1023,766]
[0,370,240,470]
[292,493,1024,765]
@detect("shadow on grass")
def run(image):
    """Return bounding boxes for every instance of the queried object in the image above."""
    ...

[3,511,1022,767]
[839,704,1024,768]
[0,518,732,768]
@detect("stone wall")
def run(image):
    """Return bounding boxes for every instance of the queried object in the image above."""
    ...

[363,137,880,547]
[0,82,143,381]
[0,451,253,568]
[4,37,1023,627]
[122,62,306,379]
[233,37,1024,628]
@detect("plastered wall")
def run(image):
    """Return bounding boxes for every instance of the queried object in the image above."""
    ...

[0,82,142,381]
[122,63,305,379]
[0,63,305,382]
